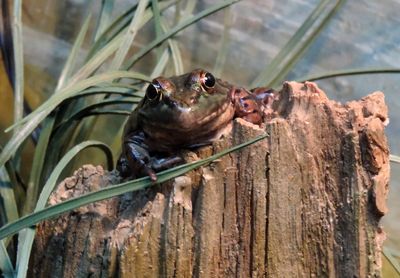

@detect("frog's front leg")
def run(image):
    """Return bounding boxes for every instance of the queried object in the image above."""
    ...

[231,87,263,124]
[117,131,182,181]
[231,87,277,124]
[250,87,276,108]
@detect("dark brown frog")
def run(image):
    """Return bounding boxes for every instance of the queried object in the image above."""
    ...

[117,69,275,181]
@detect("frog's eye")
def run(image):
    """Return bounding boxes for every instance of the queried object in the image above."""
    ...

[201,72,216,89]
[146,83,161,102]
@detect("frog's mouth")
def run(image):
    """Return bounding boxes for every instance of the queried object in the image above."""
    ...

[140,97,234,132]
[141,100,235,150]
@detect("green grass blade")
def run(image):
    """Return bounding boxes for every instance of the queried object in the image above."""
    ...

[69,1,172,84]
[55,97,141,129]
[16,118,56,278]
[0,71,151,170]
[110,0,150,70]
[250,0,331,88]
[89,3,138,57]
[0,167,19,223]
[152,0,162,39]
[23,117,56,215]
[12,0,24,133]
[56,15,92,90]
[0,240,14,277]
[7,71,150,130]
[123,0,240,70]
[383,247,400,276]
[183,0,197,17]
[39,141,113,206]
[152,0,163,59]
[66,0,149,154]
[67,34,125,85]
[213,6,232,76]
[268,0,346,89]
[88,0,175,62]
[94,0,115,41]
[0,134,267,240]
[74,86,141,97]
[151,48,170,77]
[296,68,400,82]
[160,19,183,75]
[390,155,400,164]
[59,0,150,153]
[15,141,113,278]
[78,110,131,117]
[2,154,25,214]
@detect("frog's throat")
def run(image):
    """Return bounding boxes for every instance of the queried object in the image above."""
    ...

[195,100,232,126]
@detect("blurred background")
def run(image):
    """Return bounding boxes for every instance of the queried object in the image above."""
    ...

[0,0,399,275]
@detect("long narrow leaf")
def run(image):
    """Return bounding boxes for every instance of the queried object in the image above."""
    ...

[151,48,170,78]
[0,166,19,224]
[0,134,267,240]
[75,86,142,97]
[94,0,115,41]
[7,71,150,131]
[0,1,15,85]
[23,117,56,215]
[56,15,92,90]
[213,6,232,76]
[268,0,346,88]
[77,110,131,117]
[160,19,183,75]
[0,240,13,277]
[123,0,240,70]
[110,0,150,70]
[12,0,24,134]
[67,1,173,86]
[390,155,400,164]
[0,71,151,170]
[152,0,163,59]
[16,141,113,278]
[88,0,175,61]
[296,68,400,82]
[383,247,400,276]
[55,97,141,129]
[67,33,125,85]
[250,0,331,88]
[67,2,147,155]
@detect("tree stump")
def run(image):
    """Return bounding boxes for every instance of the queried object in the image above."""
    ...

[30,81,389,277]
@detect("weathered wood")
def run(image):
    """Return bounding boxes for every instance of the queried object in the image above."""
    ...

[30,81,389,277]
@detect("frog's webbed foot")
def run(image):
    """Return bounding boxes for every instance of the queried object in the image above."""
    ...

[231,87,263,125]
[117,142,157,181]
[117,134,183,181]
[231,87,278,124]
[150,156,183,172]
[250,87,276,108]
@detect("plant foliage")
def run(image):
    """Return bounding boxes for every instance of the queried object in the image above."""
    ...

[0,0,398,277]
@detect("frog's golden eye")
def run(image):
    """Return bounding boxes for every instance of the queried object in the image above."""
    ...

[146,83,162,102]
[201,72,216,89]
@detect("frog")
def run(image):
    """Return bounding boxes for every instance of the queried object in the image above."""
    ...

[117,69,275,181]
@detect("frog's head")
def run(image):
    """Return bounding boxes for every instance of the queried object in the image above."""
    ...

[139,69,234,131]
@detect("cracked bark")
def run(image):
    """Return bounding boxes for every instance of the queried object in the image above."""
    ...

[30,81,389,277]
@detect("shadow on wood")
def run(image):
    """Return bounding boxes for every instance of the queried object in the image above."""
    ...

[30,81,389,277]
